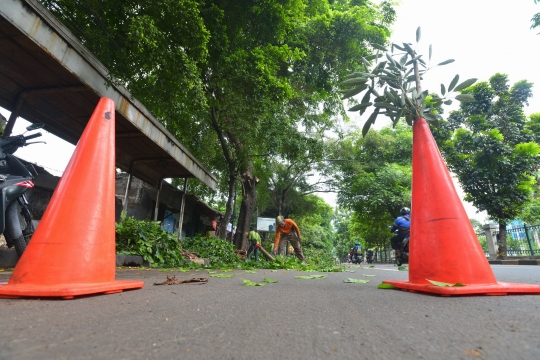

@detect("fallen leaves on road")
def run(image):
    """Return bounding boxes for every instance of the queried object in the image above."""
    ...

[426,279,465,287]
[242,279,266,286]
[343,278,370,284]
[153,276,208,285]
[263,277,278,283]
[295,274,327,280]
[363,274,376,277]
[397,265,408,271]
[210,274,234,278]
[245,270,258,274]
[377,283,395,289]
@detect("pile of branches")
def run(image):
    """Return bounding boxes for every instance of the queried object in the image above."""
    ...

[180,249,200,260]
[235,249,247,260]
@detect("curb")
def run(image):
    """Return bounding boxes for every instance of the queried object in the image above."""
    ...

[0,249,211,268]
[489,259,540,265]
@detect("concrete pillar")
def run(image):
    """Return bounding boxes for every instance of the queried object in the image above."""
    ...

[153,179,164,222]
[483,223,499,260]
[177,178,188,242]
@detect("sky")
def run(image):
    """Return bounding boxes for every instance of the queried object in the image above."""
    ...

[323,0,540,222]
[1,0,539,223]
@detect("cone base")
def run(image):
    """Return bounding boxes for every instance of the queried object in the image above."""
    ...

[383,280,540,296]
[0,280,144,299]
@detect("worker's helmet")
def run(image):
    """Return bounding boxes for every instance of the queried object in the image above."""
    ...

[276,215,284,225]
[400,207,411,215]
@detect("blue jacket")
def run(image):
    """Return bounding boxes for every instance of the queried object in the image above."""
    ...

[391,215,410,235]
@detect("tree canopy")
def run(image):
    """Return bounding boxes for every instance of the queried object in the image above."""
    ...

[42,0,397,250]
[434,73,539,258]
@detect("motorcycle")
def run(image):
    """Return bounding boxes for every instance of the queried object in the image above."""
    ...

[0,123,45,256]
[395,235,409,266]
[366,249,374,264]
[350,250,363,264]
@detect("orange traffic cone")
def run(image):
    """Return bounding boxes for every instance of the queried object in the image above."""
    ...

[0,98,144,299]
[383,118,540,296]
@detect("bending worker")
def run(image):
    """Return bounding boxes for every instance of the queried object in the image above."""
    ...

[247,226,261,261]
[273,216,305,261]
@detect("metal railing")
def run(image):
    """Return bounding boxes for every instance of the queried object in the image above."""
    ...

[493,224,540,257]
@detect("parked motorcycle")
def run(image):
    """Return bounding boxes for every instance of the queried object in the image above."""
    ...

[0,123,44,256]
[366,249,374,264]
[395,235,409,266]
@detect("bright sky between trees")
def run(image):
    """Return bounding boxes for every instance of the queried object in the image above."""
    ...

[1,0,539,222]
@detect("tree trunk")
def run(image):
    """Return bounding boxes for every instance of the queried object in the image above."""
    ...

[497,222,507,260]
[219,173,236,239]
[233,169,259,250]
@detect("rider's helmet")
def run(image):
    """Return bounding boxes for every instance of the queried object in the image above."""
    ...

[400,207,411,215]
[354,241,360,245]
[276,215,285,225]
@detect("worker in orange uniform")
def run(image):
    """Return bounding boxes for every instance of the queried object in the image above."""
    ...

[273,215,305,261]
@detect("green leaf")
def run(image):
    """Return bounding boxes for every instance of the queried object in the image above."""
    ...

[443,99,453,105]
[348,102,372,112]
[295,274,327,279]
[341,84,369,100]
[397,265,408,271]
[426,279,466,287]
[344,278,370,283]
[405,54,423,66]
[399,54,408,66]
[245,270,258,274]
[448,74,459,92]
[344,71,372,80]
[363,274,377,277]
[416,27,421,42]
[361,57,371,67]
[453,78,478,92]
[403,42,414,55]
[271,270,277,272]
[429,44,432,60]
[455,94,475,102]
[211,274,234,278]
[242,279,266,286]
[340,78,369,87]
[437,59,455,66]
[221,269,233,272]
[362,109,379,137]
[369,266,375,268]
[377,283,396,289]
[365,54,383,61]
[441,84,446,96]
[423,112,438,122]
[263,277,278,283]
[393,43,406,51]
[371,43,387,51]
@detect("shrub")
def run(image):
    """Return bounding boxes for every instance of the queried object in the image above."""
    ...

[115,211,183,267]
[181,235,238,268]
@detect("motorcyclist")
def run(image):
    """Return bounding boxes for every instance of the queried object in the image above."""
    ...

[366,249,374,263]
[390,207,411,258]
[353,241,362,263]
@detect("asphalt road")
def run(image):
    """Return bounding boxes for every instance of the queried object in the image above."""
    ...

[0,264,540,360]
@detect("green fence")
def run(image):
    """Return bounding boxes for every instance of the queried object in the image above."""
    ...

[493,224,540,257]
